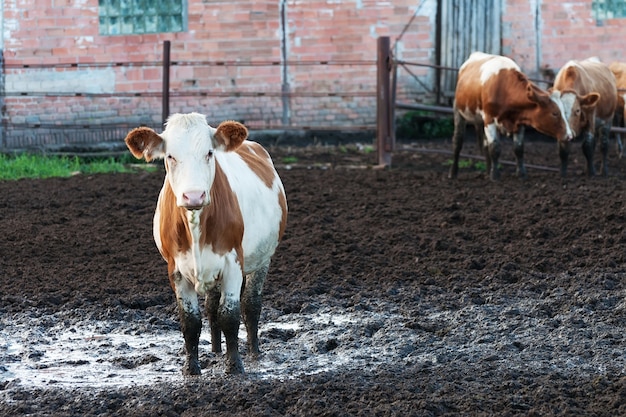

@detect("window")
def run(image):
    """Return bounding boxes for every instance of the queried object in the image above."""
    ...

[99,0,186,35]
[592,0,626,20]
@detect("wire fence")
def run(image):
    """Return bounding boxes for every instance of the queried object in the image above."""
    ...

[2,54,411,151]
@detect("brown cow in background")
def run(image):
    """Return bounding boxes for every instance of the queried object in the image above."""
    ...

[449,52,573,181]
[553,58,615,177]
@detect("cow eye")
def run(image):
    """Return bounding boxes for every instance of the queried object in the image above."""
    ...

[206,150,214,161]
[166,154,177,163]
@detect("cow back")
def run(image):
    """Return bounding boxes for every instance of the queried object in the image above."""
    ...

[455,52,566,139]
[609,62,626,116]
[454,53,521,121]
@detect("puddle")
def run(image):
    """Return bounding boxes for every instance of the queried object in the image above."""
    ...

[2,297,625,391]
[0,308,419,389]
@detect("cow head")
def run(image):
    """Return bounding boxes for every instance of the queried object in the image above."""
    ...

[124,112,248,210]
[552,89,601,140]
[525,84,576,142]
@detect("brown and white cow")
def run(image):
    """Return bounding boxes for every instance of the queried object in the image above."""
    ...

[125,113,288,375]
[609,61,626,157]
[553,58,615,177]
[449,52,573,180]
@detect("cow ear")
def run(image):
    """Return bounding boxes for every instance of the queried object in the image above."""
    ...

[124,127,165,162]
[564,66,578,81]
[213,120,248,151]
[580,92,600,109]
[526,84,550,106]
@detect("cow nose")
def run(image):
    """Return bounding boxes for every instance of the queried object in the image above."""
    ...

[182,191,206,208]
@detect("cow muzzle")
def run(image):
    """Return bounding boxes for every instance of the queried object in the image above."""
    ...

[181,190,207,210]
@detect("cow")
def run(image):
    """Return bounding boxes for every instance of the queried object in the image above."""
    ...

[609,61,626,157]
[124,113,288,375]
[552,58,615,177]
[449,52,574,181]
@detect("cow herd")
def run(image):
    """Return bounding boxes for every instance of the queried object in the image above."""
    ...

[449,51,626,180]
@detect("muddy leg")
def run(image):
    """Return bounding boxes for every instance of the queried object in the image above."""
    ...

[448,108,466,179]
[581,130,596,177]
[559,140,571,177]
[241,263,269,357]
[205,284,222,353]
[173,271,202,376]
[484,123,501,181]
[218,264,245,374]
[513,126,527,179]
[599,125,610,176]
[615,110,624,158]
[218,298,244,374]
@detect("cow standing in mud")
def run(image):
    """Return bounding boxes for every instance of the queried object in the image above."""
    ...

[125,113,288,375]
[449,52,573,180]
[553,58,614,177]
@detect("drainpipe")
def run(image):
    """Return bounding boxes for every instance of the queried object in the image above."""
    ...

[0,1,5,149]
[535,0,542,76]
[280,0,290,126]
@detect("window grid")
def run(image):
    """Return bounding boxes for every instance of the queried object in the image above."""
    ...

[99,0,185,35]
[592,0,626,20]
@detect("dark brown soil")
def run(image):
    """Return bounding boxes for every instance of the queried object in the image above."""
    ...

[1,136,626,416]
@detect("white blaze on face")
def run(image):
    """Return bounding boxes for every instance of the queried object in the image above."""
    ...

[555,91,578,139]
[162,114,216,209]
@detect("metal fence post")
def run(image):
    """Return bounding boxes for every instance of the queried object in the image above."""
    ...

[0,49,5,149]
[376,36,393,166]
[162,40,171,126]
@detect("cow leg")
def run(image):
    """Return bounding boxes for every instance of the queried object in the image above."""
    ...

[558,140,571,177]
[241,262,269,357]
[448,108,466,179]
[484,123,501,180]
[172,271,202,376]
[475,120,486,154]
[205,283,222,353]
[513,126,527,179]
[599,124,611,176]
[581,130,596,177]
[614,111,624,158]
[219,261,245,374]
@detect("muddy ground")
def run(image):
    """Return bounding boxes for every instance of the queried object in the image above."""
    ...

[1,135,626,416]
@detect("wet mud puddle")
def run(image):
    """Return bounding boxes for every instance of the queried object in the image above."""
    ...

[1,295,625,390]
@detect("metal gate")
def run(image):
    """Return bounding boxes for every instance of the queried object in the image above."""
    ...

[437,0,502,104]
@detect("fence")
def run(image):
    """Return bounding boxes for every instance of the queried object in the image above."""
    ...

[378,37,626,166]
[4,40,430,151]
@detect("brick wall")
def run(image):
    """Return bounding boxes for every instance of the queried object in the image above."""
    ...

[1,0,435,147]
[504,0,626,79]
[5,0,626,148]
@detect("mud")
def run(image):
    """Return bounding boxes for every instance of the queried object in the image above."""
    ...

[1,136,626,416]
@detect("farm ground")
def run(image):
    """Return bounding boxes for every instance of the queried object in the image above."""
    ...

[1,135,626,416]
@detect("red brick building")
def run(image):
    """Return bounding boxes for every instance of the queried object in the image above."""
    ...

[1,0,626,148]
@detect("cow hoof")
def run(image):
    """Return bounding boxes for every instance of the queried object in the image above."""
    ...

[183,360,201,376]
[225,357,245,375]
[248,350,262,361]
